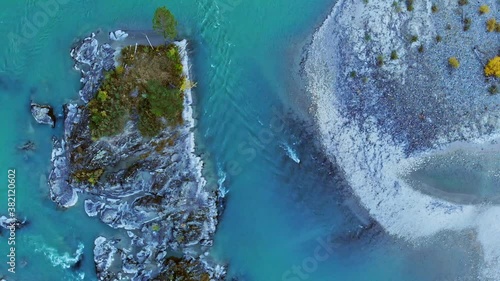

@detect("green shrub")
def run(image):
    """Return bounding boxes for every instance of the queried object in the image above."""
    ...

[145,80,183,121]
[486,18,500,32]
[138,98,164,137]
[436,35,442,42]
[88,69,130,139]
[89,43,185,139]
[153,6,177,40]
[115,65,125,76]
[410,35,419,42]
[97,91,108,102]
[137,80,184,137]
[458,0,468,6]
[485,56,500,77]
[418,44,424,53]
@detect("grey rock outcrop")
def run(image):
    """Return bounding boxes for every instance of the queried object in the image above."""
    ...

[70,33,115,103]
[30,102,55,127]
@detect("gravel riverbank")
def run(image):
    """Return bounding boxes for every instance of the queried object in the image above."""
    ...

[304,0,499,278]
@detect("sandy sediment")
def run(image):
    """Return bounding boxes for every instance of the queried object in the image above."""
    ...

[304,0,500,278]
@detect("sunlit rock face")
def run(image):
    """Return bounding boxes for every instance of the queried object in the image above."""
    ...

[304,0,500,278]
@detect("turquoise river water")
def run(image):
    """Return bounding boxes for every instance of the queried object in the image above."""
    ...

[0,0,485,280]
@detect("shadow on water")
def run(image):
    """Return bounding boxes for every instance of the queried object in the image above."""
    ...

[270,113,483,281]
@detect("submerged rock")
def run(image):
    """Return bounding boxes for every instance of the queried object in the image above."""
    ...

[0,215,27,230]
[30,102,55,127]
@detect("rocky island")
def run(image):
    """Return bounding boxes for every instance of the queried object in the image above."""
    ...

[304,0,499,278]
[42,7,225,281]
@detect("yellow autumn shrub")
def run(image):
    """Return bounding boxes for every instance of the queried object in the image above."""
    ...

[485,56,500,77]
[448,57,460,68]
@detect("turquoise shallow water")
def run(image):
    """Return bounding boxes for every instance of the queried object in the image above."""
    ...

[408,148,500,203]
[0,0,483,280]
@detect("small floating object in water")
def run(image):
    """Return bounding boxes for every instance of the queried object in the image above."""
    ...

[282,142,300,164]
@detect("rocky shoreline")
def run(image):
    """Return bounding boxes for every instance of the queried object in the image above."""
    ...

[304,0,499,279]
[46,32,226,280]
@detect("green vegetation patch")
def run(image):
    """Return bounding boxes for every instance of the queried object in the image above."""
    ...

[376,54,384,67]
[488,84,498,95]
[73,168,104,186]
[463,17,472,31]
[479,5,490,15]
[88,44,185,139]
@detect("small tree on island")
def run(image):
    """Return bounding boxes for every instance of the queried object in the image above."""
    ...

[153,7,177,40]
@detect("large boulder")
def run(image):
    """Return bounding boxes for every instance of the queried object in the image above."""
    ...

[30,102,55,127]
[70,33,116,103]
